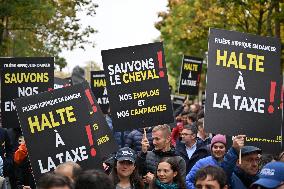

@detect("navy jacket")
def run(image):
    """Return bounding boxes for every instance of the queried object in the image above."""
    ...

[106,115,129,148]
[176,140,210,174]
[230,166,259,189]
[125,128,154,153]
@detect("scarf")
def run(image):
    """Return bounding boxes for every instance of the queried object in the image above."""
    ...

[155,179,178,189]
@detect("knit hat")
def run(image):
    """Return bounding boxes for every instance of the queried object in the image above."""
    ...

[211,134,226,147]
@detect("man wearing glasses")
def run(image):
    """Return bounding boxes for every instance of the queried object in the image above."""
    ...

[231,146,262,189]
[176,124,210,174]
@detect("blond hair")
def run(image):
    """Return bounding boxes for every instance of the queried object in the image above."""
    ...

[152,124,171,138]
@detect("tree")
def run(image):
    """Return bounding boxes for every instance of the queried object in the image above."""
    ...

[84,60,101,82]
[0,0,98,69]
[156,0,284,86]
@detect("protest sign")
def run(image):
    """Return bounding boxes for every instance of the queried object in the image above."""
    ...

[205,29,282,145]
[65,77,73,85]
[53,77,72,90]
[90,71,109,114]
[1,57,54,128]
[15,82,117,182]
[178,56,203,95]
[81,82,118,158]
[102,42,174,131]
[172,95,186,111]
[225,135,282,154]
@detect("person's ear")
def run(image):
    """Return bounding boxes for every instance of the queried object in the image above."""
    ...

[173,171,177,177]
[166,135,171,143]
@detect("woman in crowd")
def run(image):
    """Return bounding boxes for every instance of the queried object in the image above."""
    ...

[110,147,144,189]
[150,157,186,189]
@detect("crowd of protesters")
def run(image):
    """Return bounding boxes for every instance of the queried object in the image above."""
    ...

[0,99,283,189]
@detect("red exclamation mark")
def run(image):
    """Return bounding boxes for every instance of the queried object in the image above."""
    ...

[197,74,201,83]
[280,86,283,109]
[85,89,97,113]
[85,125,97,157]
[157,51,164,78]
[268,81,276,114]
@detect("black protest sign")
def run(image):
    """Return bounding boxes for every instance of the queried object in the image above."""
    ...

[102,42,174,131]
[205,29,282,144]
[65,77,73,85]
[172,95,186,111]
[1,57,54,128]
[225,135,282,154]
[178,56,203,95]
[81,82,118,158]
[90,71,109,114]
[53,77,72,90]
[15,82,116,182]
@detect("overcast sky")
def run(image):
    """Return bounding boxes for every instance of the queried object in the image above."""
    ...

[60,0,168,73]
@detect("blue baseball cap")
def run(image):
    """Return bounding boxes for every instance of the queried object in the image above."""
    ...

[115,147,136,163]
[252,162,284,188]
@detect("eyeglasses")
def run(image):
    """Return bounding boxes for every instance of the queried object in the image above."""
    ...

[243,158,261,164]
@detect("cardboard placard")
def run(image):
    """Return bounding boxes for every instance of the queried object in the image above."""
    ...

[102,42,174,131]
[53,77,72,90]
[15,82,118,182]
[81,82,118,158]
[90,71,109,114]
[205,29,282,148]
[1,57,54,128]
[178,56,203,95]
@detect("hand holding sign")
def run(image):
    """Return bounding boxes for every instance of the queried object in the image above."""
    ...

[232,135,246,164]
[232,135,246,151]
[141,128,150,153]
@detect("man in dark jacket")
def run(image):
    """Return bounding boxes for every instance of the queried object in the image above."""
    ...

[231,146,262,189]
[176,124,210,174]
[196,118,212,146]
[137,124,186,184]
[124,127,154,153]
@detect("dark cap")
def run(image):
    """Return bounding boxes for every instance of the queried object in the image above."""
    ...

[241,146,262,156]
[115,147,136,163]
